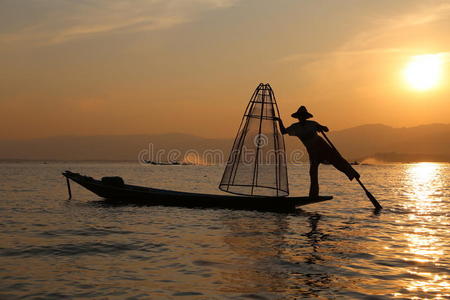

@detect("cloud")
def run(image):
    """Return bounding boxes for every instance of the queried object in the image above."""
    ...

[0,0,238,45]
[279,48,407,63]
[279,1,450,64]
[339,2,450,53]
[274,1,450,110]
[373,2,450,29]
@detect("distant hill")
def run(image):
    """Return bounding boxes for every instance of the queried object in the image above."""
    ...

[326,123,450,162]
[0,133,230,162]
[0,124,449,163]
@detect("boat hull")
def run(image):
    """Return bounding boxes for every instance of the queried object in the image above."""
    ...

[63,171,332,212]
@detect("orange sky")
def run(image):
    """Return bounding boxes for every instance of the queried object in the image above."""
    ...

[0,0,449,140]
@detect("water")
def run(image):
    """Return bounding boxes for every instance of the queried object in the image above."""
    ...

[0,162,449,299]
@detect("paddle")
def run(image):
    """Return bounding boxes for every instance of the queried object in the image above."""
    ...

[319,131,383,210]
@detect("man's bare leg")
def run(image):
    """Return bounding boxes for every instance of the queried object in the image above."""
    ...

[309,160,319,198]
[330,156,360,180]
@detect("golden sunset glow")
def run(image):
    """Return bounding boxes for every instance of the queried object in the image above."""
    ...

[401,163,449,296]
[0,1,449,140]
[1,1,450,299]
[405,162,442,213]
[403,54,444,91]
[408,162,439,184]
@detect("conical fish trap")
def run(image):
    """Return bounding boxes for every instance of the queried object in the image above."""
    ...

[219,83,289,197]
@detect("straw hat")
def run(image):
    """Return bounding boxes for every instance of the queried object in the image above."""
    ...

[291,106,313,119]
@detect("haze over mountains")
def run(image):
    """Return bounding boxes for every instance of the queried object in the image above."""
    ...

[326,123,450,163]
[0,124,449,163]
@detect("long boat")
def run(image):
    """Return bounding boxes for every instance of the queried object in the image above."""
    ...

[63,171,332,212]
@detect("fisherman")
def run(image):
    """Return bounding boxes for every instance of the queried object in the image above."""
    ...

[276,106,359,198]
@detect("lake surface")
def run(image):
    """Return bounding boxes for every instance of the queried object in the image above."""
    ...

[0,162,449,299]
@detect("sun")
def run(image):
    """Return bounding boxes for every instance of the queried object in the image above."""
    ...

[403,54,443,91]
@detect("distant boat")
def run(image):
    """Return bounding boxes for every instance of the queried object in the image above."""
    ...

[63,171,332,212]
[143,160,191,165]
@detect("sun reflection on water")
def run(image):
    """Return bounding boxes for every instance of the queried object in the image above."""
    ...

[400,163,449,298]
[406,163,442,206]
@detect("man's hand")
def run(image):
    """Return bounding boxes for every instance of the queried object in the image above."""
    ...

[275,117,288,135]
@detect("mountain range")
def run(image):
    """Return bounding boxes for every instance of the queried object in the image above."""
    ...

[0,124,449,163]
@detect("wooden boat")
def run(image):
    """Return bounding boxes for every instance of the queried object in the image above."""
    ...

[63,171,332,212]
[61,85,342,212]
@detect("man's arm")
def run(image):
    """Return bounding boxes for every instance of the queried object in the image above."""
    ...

[315,122,329,132]
[275,117,288,135]
[320,125,329,132]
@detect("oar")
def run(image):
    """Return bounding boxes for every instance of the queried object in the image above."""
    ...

[319,131,382,210]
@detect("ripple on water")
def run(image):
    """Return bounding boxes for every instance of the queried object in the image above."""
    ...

[0,162,449,299]
[39,227,135,237]
[0,241,167,257]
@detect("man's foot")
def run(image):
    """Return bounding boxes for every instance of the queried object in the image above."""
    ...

[351,169,360,180]
[346,167,360,181]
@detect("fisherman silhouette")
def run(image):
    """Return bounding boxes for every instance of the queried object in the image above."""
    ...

[276,106,359,198]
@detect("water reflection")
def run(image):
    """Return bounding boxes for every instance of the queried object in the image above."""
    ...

[402,163,449,298]
[221,212,333,298]
[221,213,289,296]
